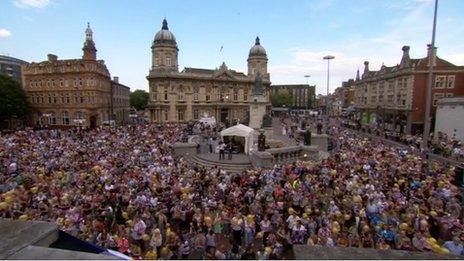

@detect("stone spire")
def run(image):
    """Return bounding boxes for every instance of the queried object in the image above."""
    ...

[400,45,411,68]
[362,61,369,78]
[355,68,360,81]
[83,23,97,60]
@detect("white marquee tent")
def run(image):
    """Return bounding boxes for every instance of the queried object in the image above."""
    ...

[220,124,256,154]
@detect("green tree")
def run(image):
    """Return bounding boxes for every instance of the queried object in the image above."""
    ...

[130,89,149,111]
[0,75,29,129]
[271,92,293,107]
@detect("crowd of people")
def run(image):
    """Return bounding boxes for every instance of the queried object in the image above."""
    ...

[340,119,464,161]
[1,120,464,259]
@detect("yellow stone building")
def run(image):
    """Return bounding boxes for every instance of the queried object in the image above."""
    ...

[147,19,271,125]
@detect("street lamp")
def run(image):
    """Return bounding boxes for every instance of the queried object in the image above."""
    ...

[323,55,335,118]
[304,75,311,110]
[422,0,438,151]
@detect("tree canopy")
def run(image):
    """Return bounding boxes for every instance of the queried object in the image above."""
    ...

[271,92,293,108]
[0,75,29,129]
[130,89,149,111]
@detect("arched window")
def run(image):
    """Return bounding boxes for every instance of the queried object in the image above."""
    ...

[62,111,69,125]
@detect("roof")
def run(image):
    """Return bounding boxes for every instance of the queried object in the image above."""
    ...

[437,96,464,106]
[0,55,29,65]
[182,67,215,74]
[221,124,255,137]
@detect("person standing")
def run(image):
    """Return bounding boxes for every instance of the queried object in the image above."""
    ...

[208,137,213,153]
[218,141,226,160]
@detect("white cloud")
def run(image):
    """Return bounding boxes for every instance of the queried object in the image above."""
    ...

[0,29,12,39]
[270,0,463,95]
[13,0,51,8]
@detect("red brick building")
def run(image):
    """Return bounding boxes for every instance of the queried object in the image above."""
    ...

[353,46,464,135]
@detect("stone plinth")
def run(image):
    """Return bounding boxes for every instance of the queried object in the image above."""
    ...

[172,142,197,158]
[249,95,267,129]
[250,150,274,168]
[311,134,328,152]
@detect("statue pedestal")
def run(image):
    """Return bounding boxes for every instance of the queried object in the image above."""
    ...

[249,95,267,130]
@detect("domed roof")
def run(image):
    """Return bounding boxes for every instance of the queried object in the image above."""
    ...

[249,37,267,57]
[153,19,177,46]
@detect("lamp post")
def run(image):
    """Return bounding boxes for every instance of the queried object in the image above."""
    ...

[304,75,310,110]
[422,0,438,152]
[323,55,335,119]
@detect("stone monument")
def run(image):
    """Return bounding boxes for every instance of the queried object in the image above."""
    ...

[249,73,268,130]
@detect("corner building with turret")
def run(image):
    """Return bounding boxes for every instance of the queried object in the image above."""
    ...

[147,19,271,124]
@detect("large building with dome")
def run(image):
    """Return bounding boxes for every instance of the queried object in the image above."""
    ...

[147,19,271,125]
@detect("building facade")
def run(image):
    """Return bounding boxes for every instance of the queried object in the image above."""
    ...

[23,24,130,128]
[147,19,271,125]
[353,45,464,135]
[0,55,29,86]
[110,77,130,125]
[270,84,315,109]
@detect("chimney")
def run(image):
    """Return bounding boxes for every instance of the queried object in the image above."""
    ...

[427,44,437,67]
[47,54,58,62]
[362,61,369,78]
[399,45,410,68]
[113,76,119,83]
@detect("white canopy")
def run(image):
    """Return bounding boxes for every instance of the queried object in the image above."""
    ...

[220,124,255,154]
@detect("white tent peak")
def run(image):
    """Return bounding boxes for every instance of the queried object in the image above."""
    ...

[220,124,256,155]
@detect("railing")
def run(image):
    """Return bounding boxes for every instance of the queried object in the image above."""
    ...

[266,146,304,164]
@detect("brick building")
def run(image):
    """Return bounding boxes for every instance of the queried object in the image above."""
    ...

[353,45,464,135]
[23,24,130,128]
[270,84,316,109]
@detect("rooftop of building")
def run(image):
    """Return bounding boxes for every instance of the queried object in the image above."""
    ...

[0,55,29,65]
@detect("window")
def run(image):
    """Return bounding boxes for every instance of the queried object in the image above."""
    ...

[164,110,169,121]
[435,75,446,88]
[194,109,199,120]
[194,87,199,101]
[433,93,445,106]
[244,90,248,101]
[178,93,184,101]
[206,93,210,101]
[66,95,70,104]
[80,96,85,103]
[447,75,455,88]
[233,90,238,101]
[166,58,171,66]
[62,111,70,125]
[164,88,168,100]
[76,111,84,120]
[178,110,184,121]
[50,112,56,125]
[446,93,454,98]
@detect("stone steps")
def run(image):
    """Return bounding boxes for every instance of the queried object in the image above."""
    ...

[189,155,252,173]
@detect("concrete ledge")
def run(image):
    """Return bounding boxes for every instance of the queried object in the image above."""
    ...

[250,150,274,168]
[292,245,460,260]
[7,245,119,260]
[0,219,59,259]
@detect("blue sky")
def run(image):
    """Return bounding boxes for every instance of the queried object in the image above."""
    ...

[1,0,463,95]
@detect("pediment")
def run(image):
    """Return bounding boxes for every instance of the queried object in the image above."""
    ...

[213,70,236,80]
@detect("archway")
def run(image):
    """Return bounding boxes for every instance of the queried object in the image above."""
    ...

[90,115,97,129]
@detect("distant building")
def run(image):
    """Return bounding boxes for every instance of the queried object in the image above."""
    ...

[435,97,464,141]
[271,84,315,109]
[353,45,464,135]
[147,19,271,125]
[110,77,130,125]
[0,55,29,86]
[23,24,130,128]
